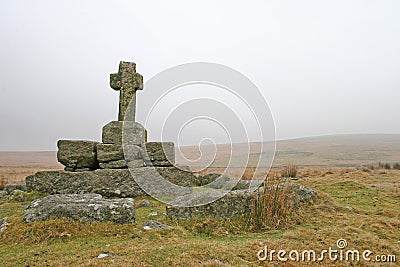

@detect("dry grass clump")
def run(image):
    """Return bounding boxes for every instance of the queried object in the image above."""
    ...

[0,177,8,190]
[378,161,392,169]
[240,167,256,180]
[250,180,294,230]
[280,163,298,178]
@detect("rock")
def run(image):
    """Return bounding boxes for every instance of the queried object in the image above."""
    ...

[97,144,124,162]
[23,194,136,224]
[4,182,27,194]
[99,159,128,169]
[143,142,175,166]
[102,121,147,146]
[198,173,230,188]
[26,167,194,198]
[275,177,304,181]
[153,166,197,187]
[97,253,114,259]
[141,220,173,230]
[345,205,354,212]
[98,159,145,169]
[0,190,8,198]
[57,140,99,171]
[0,217,8,232]
[9,189,27,202]
[166,190,253,219]
[280,182,317,206]
[96,144,142,163]
[166,183,317,219]
[139,199,152,208]
[221,180,253,190]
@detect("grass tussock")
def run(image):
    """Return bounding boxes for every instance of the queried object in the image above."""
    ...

[280,163,298,178]
[240,167,256,180]
[249,180,295,230]
[0,177,8,190]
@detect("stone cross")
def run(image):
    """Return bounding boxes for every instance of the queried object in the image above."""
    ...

[110,61,143,121]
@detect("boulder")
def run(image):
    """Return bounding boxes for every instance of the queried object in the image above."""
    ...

[221,180,254,190]
[57,140,99,171]
[26,167,195,198]
[166,190,253,219]
[153,166,196,186]
[279,182,317,206]
[4,182,27,194]
[0,191,7,198]
[166,183,317,219]
[143,142,175,166]
[23,194,135,224]
[197,173,230,187]
[138,199,152,208]
[102,121,147,146]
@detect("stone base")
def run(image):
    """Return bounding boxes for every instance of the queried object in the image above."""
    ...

[26,167,196,198]
[23,194,135,224]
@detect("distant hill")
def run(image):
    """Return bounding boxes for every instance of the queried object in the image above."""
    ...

[176,134,400,168]
[0,134,399,168]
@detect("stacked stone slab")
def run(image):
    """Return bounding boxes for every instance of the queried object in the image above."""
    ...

[57,140,99,171]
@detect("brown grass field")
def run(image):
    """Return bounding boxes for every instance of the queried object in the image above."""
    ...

[0,134,399,266]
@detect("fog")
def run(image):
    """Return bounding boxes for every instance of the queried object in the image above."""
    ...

[1,0,399,150]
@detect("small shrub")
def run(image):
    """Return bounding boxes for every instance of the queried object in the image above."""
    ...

[250,180,293,230]
[241,167,256,180]
[378,162,384,169]
[378,162,392,169]
[393,163,400,170]
[0,177,8,190]
[281,163,298,178]
[368,165,375,170]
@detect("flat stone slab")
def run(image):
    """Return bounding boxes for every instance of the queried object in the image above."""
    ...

[57,140,99,171]
[97,144,143,163]
[166,183,317,219]
[26,167,196,198]
[23,194,135,224]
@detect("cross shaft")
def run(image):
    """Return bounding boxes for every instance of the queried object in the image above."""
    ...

[110,61,143,121]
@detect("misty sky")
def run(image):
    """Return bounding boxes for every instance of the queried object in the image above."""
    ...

[1,0,400,151]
